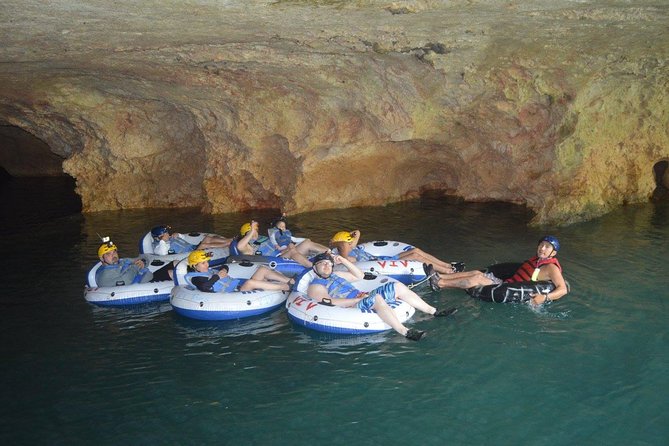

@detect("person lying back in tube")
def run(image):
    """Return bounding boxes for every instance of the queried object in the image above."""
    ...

[185,250,294,293]
[96,239,155,287]
[305,252,457,341]
[329,229,464,276]
[427,236,568,306]
[150,224,231,256]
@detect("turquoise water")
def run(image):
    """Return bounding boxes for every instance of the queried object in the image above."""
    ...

[1,178,668,445]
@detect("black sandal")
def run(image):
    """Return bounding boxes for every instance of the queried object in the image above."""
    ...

[405,328,426,341]
[422,263,441,291]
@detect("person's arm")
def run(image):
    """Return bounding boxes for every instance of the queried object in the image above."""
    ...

[129,259,152,283]
[336,242,357,263]
[332,254,365,281]
[349,230,361,247]
[268,229,278,247]
[307,283,361,308]
[530,264,568,305]
[191,274,221,293]
[237,222,258,253]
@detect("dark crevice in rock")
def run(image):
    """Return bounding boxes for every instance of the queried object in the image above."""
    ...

[0,125,65,176]
[652,159,669,201]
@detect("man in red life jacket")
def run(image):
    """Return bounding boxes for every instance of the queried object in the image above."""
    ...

[427,236,568,305]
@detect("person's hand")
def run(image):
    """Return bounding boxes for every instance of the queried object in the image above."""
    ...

[134,259,146,268]
[332,254,344,264]
[355,292,368,303]
[350,230,359,238]
[170,232,180,239]
[530,293,548,306]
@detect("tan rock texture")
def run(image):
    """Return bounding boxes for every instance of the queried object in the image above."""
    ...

[0,0,667,225]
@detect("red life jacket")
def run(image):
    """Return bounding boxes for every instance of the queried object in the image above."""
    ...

[504,256,562,283]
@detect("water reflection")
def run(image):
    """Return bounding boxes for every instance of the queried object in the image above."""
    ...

[89,301,174,331]
[173,307,290,340]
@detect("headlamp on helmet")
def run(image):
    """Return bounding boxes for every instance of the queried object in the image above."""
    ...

[97,238,117,258]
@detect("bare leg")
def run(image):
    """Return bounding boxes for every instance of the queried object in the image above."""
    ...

[294,239,329,256]
[198,234,232,249]
[437,270,494,289]
[393,282,437,315]
[370,296,410,336]
[240,279,290,292]
[398,248,454,274]
[251,265,292,284]
[279,246,313,268]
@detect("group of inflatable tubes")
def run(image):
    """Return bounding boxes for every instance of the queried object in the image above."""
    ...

[84,230,562,335]
[84,233,429,307]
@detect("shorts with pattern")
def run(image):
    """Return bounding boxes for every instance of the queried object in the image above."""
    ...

[357,282,397,311]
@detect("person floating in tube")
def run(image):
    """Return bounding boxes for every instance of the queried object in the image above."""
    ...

[306,251,457,341]
[426,236,568,306]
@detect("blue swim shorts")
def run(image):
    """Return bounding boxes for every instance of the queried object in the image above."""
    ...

[357,282,397,311]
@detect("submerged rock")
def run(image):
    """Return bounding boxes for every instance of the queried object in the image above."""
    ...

[0,0,667,225]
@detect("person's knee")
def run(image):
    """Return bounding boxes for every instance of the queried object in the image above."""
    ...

[371,294,386,308]
[253,267,268,279]
[393,282,408,293]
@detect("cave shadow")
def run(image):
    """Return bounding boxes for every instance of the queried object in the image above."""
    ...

[0,125,82,231]
[651,159,668,202]
[0,170,82,232]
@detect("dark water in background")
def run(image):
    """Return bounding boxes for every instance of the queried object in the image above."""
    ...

[1,177,668,445]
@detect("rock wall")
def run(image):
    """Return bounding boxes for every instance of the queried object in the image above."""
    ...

[0,0,667,225]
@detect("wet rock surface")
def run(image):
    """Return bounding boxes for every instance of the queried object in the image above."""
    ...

[0,0,667,224]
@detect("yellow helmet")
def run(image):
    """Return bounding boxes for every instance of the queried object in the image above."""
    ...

[240,222,253,236]
[97,240,117,258]
[188,250,213,266]
[331,231,353,243]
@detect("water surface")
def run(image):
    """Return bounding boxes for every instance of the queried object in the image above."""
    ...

[1,178,667,445]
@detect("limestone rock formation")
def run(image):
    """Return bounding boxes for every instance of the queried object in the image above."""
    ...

[0,0,667,225]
